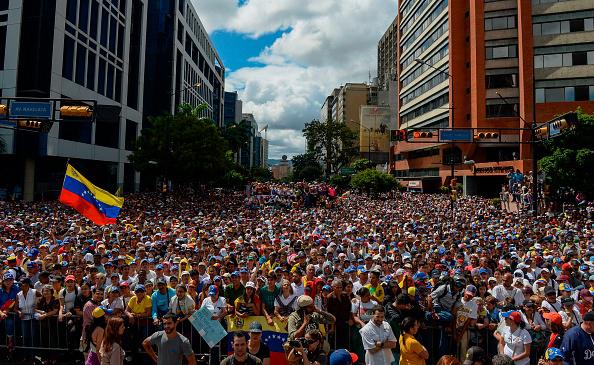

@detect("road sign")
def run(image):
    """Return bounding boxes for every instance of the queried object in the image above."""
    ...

[9,101,52,119]
[439,129,473,142]
[340,167,355,175]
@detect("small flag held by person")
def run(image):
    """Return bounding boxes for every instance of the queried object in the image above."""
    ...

[58,163,124,225]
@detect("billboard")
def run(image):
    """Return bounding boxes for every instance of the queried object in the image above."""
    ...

[359,106,390,156]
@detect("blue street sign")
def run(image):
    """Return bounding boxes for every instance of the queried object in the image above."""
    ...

[439,129,473,142]
[9,101,52,119]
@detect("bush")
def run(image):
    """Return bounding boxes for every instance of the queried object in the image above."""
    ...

[439,186,450,194]
[329,174,351,189]
[350,169,400,193]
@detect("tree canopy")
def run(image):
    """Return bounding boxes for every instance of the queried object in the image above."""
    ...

[350,168,399,193]
[292,152,323,182]
[303,119,358,176]
[129,103,229,186]
[539,109,594,196]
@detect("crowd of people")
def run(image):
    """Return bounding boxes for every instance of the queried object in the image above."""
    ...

[0,182,593,365]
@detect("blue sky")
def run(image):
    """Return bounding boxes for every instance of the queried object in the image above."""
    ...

[196,0,397,158]
[211,30,285,73]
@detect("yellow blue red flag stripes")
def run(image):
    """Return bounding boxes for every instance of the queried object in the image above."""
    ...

[227,316,289,365]
[58,164,124,225]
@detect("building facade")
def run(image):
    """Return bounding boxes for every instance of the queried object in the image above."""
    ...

[224,91,242,126]
[378,16,398,90]
[143,0,224,126]
[0,0,148,200]
[392,0,594,194]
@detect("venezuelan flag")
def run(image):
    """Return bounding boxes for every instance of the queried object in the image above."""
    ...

[227,316,288,365]
[58,164,124,225]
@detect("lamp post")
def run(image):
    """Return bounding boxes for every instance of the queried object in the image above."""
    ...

[495,91,538,217]
[415,58,455,219]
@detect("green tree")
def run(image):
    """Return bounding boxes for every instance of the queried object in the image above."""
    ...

[350,168,399,194]
[222,119,252,162]
[129,103,229,186]
[351,158,374,172]
[303,119,358,176]
[538,109,594,195]
[292,152,323,181]
[250,166,273,182]
[329,174,351,189]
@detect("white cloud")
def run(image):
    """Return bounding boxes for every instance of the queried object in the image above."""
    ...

[194,0,397,158]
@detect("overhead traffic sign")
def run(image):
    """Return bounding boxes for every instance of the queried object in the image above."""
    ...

[9,101,52,119]
[439,129,473,142]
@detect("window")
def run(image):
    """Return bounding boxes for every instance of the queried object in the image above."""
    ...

[572,51,588,66]
[541,21,560,35]
[586,18,594,31]
[66,0,77,24]
[536,88,545,103]
[87,51,96,89]
[106,64,114,98]
[90,1,99,40]
[0,0,7,11]
[486,103,518,118]
[545,88,564,102]
[75,43,87,86]
[109,16,117,53]
[575,85,589,101]
[486,74,518,88]
[125,119,137,151]
[569,19,584,32]
[486,45,517,59]
[0,26,5,71]
[485,16,516,31]
[543,53,562,67]
[117,24,124,57]
[564,86,574,101]
[98,58,106,94]
[115,70,122,102]
[100,9,109,47]
[62,36,75,80]
[177,21,183,42]
[534,55,543,68]
[79,0,89,33]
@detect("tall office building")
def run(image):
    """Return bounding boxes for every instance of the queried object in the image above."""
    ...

[392,0,594,194]
[224,91,242,126]
[143,0,225,126]
[0,0,147,200]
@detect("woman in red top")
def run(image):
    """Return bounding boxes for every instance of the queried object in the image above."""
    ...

[542,312,564,348]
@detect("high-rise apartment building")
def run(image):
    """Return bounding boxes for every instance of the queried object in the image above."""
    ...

[0,0,147,200]
[378,16,398,90]
[143,0,225,126]
[392,0,594,194]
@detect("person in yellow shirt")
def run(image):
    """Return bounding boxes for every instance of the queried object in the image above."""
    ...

[125,285,152,323]
[399,317,429,365]
[365,270,385,303]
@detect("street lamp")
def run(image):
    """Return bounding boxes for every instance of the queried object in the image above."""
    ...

[415,58,456,219]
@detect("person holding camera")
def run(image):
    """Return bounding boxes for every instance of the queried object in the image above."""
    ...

[287,329,328,365]
[288,295,336,352]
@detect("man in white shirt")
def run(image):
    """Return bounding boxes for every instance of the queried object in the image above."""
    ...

[291,269,305,297]
[492,273,524,307]
[360,305,397,365]
[456,285,478,359]
[353,269,369,295]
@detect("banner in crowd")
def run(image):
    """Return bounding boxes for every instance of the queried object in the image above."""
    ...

[59,163,124,225]
[226,316,288,365]
[189,307,228,348]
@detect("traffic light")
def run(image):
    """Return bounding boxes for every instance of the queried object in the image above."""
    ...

[476,131,499,140]
[17,120,42,129]
[413,131,433,138]
[391,129,407,141]
[60,105,92,118]
[534,125,548,139]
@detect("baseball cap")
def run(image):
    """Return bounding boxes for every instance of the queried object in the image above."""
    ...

[65,275,75,282]
[463,346,486,365]
[545,348,564,361]
[245,281,256,289]
[543,312,562,326]
[465,284,477,297]
[208,285,218,296]
[544,286,556,296]
[134,285,145,293]
[249,321,263,333]
[329,349,358,365]
[502,310,522,324]
[92,306,113,318]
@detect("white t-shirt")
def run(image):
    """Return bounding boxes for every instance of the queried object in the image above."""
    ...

[291,282,305,297]
[60,287,79,312]
[492,285,524,306]
[456,297,478,328]
[351,299,378,323]
[500,326,532,365]
[101,297,124,311]
[200,296,226,317]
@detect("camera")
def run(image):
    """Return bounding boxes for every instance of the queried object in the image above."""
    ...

[289,338,309,348]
